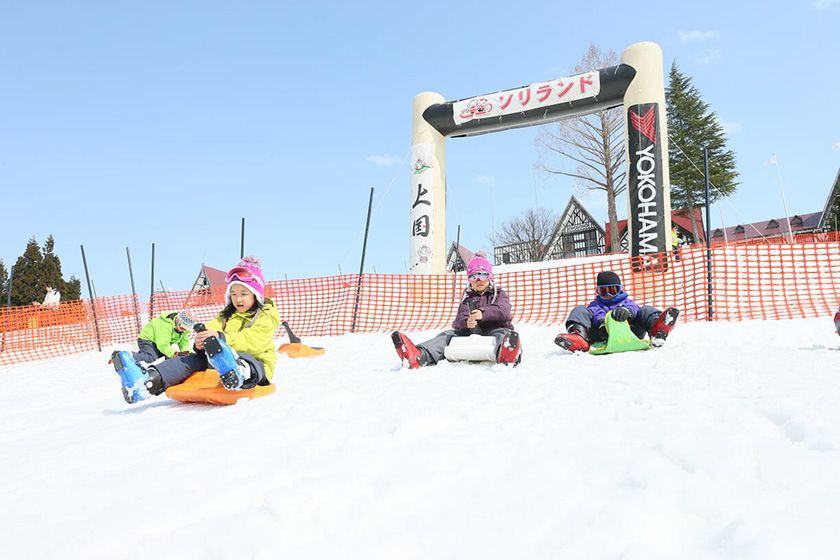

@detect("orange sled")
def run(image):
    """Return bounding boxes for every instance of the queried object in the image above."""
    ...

[278,342,326,358]
[277,321,325,358]
[165,369,276,406]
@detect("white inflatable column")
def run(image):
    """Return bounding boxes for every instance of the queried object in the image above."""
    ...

[410,92,447,275]
[621,42,673,261]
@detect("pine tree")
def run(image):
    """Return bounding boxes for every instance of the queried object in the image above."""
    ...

[12,237,43,306]
[41,235,63,288]
[8,235,80,306]
[666,61,739,242]
[0,260,8,305]
[64,276,82,301]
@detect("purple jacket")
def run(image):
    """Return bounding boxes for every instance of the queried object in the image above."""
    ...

[587,292,640,325]
[452,284,514,331]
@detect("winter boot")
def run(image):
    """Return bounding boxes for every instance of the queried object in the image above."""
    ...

[650,307,680,347]
[391,331,429,369]
[203,336,250,390]
[554,324,590,352]
[112,350,151,404]
[497,330,522,366]
[143,366,165,396]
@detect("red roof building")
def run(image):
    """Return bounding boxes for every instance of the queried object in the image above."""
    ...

[605,208,705,252]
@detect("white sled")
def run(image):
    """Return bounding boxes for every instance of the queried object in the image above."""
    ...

[443,334,498,363]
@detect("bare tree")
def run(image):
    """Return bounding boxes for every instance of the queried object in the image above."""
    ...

[492,207,560,263]
[535,43,626,253]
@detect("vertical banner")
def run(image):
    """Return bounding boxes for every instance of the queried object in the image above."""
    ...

[409,142,435,274]
[627,102,667,268]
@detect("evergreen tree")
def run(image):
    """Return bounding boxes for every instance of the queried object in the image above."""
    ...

[8,235,80,306]
[12,237,43,306]
[41,235,62,288]
[0,260,8,305]
[666,61,739,242]
[64,275,82,301]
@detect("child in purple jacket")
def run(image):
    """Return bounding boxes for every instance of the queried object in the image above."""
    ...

[554,270,679,352]
[392,254,522,368]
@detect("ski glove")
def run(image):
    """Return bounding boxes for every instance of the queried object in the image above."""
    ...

[173,351,191,357]
[611,307,633,322]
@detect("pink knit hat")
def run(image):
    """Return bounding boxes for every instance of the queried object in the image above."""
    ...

[466,253,493,281]
[224,255,265,306]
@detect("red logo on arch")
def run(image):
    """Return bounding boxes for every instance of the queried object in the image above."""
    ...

[630,107,657,143]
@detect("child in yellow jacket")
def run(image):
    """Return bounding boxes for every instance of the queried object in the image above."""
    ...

[112,255,280,403]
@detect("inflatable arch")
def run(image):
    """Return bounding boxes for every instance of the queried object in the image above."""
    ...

[409,41,673,274]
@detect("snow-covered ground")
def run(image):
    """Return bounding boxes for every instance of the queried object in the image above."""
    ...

[2,318,840,559]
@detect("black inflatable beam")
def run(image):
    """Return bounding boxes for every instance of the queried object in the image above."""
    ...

[422,64,637,138]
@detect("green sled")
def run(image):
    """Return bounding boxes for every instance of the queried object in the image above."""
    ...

[588,310,652,355]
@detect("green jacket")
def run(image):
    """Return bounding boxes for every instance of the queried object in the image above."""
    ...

[206,298,280,380]
[138,313,191,358]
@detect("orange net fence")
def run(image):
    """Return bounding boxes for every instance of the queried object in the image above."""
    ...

[2,242,840,366]
[710,230,840,247]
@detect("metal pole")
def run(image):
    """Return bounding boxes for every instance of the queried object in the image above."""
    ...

[704,149,713,321]
[126,247,142,335]
[240,217,245,259]
[455,226,462,270]
[149,243,156,318]
[453,225,461,296]
[771,154,794,242]
[351,187,374,333]
[80,245,103,352]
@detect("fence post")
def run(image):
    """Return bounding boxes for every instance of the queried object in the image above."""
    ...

[80,245,103,352]
[704,148,714,321]
[126,247,142,336]
[149,243,155,319]
[453,225,461,298]
[351,187,374,333]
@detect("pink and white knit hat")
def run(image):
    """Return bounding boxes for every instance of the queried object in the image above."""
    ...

[466,253,493,281]
[224,255,265,306]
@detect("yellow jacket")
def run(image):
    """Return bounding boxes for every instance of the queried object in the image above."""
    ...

[206,298,280,380]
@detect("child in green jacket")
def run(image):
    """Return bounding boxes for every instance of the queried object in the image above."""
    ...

[132,312,192,367]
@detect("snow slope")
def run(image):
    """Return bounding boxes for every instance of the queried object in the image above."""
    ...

[2,319,840,559]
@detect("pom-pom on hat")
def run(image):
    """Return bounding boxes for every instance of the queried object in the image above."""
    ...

[596,271,622,287]
[466,252,493,280]
[225,255,265,306]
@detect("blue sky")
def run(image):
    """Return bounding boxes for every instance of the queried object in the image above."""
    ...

[2,1,838,300]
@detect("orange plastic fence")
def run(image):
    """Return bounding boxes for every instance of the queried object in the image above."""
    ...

[2,242,840,366]
[710,230,840,247]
